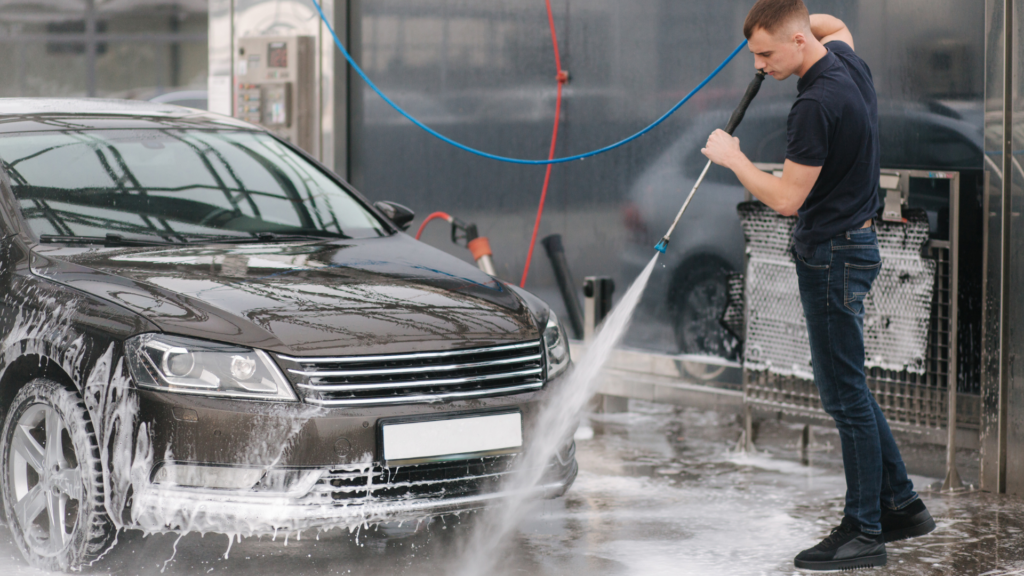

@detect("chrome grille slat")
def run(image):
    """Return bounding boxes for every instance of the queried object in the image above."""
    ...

[311,470,508,494]
[307,455,520,504]
[276,341,538,365]
[276,340,545,406]
[302,382,544,407]
[297,367,543,392]
[287,353,542,378]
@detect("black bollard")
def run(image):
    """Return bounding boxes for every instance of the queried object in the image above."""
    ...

[582,276,615,340]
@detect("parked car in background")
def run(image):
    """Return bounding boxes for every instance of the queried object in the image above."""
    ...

[621,98,983,361]
[0,99,575,571]
[149,89,209,110]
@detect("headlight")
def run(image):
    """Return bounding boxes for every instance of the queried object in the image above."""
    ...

[125,334,297,401]
[544,311,571,380]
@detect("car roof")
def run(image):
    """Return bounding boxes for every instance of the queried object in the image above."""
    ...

[0,98,255,133]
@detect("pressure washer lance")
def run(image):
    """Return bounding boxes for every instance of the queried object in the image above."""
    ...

[654,70,767,254]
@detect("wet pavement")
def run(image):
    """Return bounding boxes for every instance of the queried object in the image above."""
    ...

[2,400,1023,576]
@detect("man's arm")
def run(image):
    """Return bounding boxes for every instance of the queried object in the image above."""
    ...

[809,14,854,50]
[701,129,821,217]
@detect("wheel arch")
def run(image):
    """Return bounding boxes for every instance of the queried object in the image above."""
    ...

[0,352,79,425]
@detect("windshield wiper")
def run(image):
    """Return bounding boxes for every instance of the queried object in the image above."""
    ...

[185,232,348,244]
[39,233,181,247]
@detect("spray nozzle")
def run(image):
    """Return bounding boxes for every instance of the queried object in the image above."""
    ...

[450,218,480,247]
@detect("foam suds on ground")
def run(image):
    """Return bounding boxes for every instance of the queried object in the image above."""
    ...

[2,399,1022,575]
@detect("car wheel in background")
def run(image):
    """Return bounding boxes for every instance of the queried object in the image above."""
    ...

[670,260,740,363]
[1,378,115,572]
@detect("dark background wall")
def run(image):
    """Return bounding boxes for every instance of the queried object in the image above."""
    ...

[0,1,207,99]
[347,0,985,364]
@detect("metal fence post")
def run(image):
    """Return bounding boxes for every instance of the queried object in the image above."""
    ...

[943,174,964,491]
[997,0,1013,494]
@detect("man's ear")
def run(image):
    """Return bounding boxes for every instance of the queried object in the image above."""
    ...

[792,31,807,48]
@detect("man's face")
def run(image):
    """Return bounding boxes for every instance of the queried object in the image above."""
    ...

[747,25,807,80]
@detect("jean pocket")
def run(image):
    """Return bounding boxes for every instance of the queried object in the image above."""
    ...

[844,261,882,314]
[795,250,829,270]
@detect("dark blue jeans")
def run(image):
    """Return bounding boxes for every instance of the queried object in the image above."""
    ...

[793,225,918,534]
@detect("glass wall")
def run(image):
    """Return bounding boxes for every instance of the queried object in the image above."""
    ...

[980,0,1024,495]
[349,0,985,359]
[0,1,208,101]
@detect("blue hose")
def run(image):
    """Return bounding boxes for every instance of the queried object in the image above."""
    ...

[309,0,748,165]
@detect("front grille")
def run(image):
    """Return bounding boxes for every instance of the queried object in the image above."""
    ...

[308,455,517,504]
[275,341,545,407]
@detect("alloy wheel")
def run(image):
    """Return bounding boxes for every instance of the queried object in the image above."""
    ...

[9,403,84,557]
[676,275,738,361]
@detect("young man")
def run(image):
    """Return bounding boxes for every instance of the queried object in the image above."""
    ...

[700,0,937,571]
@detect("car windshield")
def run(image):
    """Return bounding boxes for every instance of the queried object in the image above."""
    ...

[0,129,387,242]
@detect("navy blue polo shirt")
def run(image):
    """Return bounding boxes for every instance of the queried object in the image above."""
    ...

[787,40,881,258]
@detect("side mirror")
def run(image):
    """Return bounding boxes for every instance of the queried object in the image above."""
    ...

[374,201,415,231]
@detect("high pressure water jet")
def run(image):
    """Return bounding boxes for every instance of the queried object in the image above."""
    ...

[454,74,767,573]
[455,254,661,576]
[655,70,767,254]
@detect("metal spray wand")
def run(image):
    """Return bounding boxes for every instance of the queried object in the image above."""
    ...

[655,70,767,254]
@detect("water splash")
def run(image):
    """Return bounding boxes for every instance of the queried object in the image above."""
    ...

[455,253,661,575]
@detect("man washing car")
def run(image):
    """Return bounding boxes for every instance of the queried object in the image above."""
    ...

[700,0,936,570]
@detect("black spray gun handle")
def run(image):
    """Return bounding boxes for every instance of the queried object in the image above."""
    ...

[724,69,767,135]
[450,218,480,246]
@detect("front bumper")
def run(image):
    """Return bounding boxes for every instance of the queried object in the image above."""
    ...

[131,374,578,535]
[131,452,578,535]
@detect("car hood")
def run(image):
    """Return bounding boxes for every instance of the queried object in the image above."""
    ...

[30,234,540,356]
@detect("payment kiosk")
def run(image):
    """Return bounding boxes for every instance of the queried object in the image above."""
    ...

[234,36,316,154]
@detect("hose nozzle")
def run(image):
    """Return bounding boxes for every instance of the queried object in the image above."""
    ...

[654,237,669,254]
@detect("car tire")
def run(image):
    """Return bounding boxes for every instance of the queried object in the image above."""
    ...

[671,260,740,361]
[1,378,116,572]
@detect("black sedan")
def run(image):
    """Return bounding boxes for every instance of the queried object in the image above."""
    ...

[0,99,576,571]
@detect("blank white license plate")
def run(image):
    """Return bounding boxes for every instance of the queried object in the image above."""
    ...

[382,412,522,464]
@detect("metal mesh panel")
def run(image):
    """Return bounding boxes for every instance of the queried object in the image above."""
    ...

[719,273,745,340]
[738,203,934,376]
[738,203,960,429]
[737,202,813,377]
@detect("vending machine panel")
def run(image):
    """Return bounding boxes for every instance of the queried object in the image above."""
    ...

[234,35,314,153]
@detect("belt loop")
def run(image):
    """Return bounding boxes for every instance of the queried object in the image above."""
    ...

[846,229,851,240]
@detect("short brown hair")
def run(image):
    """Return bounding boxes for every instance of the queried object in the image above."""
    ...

[743,0,810,39]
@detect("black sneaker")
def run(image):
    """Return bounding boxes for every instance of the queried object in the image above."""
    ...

[881,499,936,543]
[794,517,887,571]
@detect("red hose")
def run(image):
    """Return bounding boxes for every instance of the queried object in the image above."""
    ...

[415,211,452,240]
[519,0,566,288]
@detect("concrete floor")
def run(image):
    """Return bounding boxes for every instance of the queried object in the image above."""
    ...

[2,400,1022,576]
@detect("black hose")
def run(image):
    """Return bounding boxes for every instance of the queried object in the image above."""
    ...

[724,70,767,135]
[542,234,585,339]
